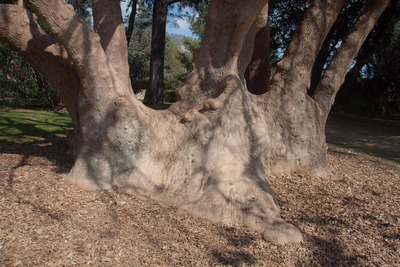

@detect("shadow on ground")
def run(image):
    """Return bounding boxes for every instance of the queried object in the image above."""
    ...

[0,136,72,178]
[326,113,400,163]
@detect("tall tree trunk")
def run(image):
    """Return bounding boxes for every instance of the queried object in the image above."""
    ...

[126,0,138,46]
[0,0,389,245]
[144,0,168,105]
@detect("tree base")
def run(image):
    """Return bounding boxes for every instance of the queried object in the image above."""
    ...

[66,78,331,245]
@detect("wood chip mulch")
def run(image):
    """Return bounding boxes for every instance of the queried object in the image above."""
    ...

[1,137,399,266]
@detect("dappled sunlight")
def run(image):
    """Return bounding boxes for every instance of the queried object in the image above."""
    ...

[0,107,72,143]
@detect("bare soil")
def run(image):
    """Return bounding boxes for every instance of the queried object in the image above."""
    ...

[326,113,400,163]
[1,137,399,266]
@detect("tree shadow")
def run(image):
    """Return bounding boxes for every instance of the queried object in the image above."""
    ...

[210,226,258,266]
[0,136,72,189]
[0,111,72,142]
[301,235,363,267]
[294,212,365,266]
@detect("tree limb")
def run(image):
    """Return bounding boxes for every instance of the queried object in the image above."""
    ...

[175,0,268,108]
[0,4,79,122]
[312,0,390,113]
[24,0,128,103]
[269,0,346,96]
[93,0,132,92]
[244,4,270,95]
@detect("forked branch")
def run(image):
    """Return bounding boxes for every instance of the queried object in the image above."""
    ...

[93,0,132,92]
[312,0,390,113]
[0,4,78,120]
[270,0,346,95]
[25,0,128,103]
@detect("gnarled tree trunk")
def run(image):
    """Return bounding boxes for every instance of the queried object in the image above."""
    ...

[0,0,389,245]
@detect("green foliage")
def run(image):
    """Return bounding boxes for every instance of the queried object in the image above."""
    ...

[270,0,400,118]
[164,39,186,82]
[0,106,72,143]
[127,2,152,93]
[334,6,400,117]
[177,37,200,71]
[67,0,91,19]
[128,51,150,93]
[175,0,209,39]
[127,1,197,101]
[164,35,200,102]
[0,43,61,109]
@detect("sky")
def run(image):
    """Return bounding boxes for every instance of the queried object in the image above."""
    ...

[166,18,193,37]
[120,2,195,38]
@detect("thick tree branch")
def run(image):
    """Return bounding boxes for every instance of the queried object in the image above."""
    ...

[24,0,131,107]
[93,0,132,92]
[269,0,346,96]
[175,0,268,108]
[0,4,78,122]
[244,4,270,95]
[312,0,390,113]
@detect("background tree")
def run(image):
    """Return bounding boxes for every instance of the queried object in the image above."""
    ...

[126,2,196,97]
[127,1,152,93]
[334,1,400,116]
[143,0,169,105]
[125,0,139,46]
[164,36,189,101]
[144,0,209,105]
[269,0,400,117]
[0,0,390,245]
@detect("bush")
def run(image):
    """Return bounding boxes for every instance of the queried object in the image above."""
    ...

[0,43,61,109]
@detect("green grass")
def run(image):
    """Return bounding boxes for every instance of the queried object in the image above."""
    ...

[0,106,73,143]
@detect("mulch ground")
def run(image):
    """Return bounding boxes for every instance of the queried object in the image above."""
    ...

[1,137,399,266]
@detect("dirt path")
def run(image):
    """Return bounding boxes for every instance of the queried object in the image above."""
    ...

[326,113,400,164]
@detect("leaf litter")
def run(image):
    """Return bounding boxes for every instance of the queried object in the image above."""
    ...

[0,138,399,266]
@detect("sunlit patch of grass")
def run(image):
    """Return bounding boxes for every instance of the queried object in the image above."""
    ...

[0,106,73,143]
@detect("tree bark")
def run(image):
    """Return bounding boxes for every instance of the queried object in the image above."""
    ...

[308,23,336,96]
[93,0,132,93]
[0,4,79,124]
[313,0,391,114]
[126,0,138,46]
[143,0,168,105]
[245,5,271,95]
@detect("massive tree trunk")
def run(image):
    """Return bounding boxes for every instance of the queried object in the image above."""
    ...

[0,0,389,245]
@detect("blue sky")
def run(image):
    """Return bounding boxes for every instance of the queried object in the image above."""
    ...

[166,18,193,37]
[121,2,194,38]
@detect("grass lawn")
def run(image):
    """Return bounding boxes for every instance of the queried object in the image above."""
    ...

[0,106,73,143]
